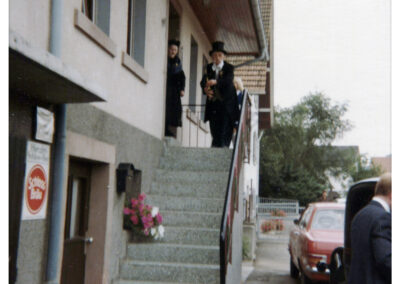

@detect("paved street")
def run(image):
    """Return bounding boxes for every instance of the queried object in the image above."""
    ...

[243,236,298,284]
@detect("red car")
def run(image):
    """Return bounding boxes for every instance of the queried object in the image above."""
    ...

[289,202,345,283]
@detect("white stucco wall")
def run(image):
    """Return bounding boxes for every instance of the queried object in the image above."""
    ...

[9,0,51,51]
[61,0,169,139]
[9,0,214,142]
[10,0,215,141]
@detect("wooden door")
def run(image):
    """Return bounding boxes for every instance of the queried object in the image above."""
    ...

[61,160,92,284]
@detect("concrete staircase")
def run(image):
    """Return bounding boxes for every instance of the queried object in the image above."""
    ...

[115,142,232,284]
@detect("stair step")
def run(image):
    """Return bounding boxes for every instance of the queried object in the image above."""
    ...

[150,181,226,199]
[146,195,224,213]
[119,260,220,283]
[155,169,228,184]
[163,137,181,147]
[162,210,221,229]
[159,155,231,171]
[163,146,232,161]
[127,243,219,265]
[116,146,229,284]
[160,226,220,246]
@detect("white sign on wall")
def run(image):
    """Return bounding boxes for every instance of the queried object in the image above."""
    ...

[21,141,50,220]
[35,106,54,143]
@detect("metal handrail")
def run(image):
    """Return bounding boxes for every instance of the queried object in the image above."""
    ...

[219,90,251,283]
[181,104,205,107]
[181,105,209,147]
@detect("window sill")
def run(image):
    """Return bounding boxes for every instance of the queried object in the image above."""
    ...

[74,9,117,57]
[121,52,149,83]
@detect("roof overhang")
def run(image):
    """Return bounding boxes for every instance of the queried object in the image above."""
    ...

[9,31,107,104]
[188,0,268,57]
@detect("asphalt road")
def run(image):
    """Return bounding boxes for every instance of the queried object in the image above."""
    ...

[244,237,298,284]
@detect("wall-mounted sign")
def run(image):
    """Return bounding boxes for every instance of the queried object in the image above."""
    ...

[35,106,54,143]
[21,141,50,220]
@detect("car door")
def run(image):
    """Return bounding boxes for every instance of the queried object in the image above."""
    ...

[291,205,313,267]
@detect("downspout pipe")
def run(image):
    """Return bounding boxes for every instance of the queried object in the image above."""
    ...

[234,0,269,68]
[46,0,66,283]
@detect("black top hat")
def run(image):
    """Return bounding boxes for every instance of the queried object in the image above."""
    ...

[168,39,180,47]
[209,41,227,56]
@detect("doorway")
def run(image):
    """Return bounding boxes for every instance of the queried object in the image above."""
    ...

[61,159,92,284]
[168,1,181,42]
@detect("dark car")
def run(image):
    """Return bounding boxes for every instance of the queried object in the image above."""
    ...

[289,202,345,284]
[317,178,379,283]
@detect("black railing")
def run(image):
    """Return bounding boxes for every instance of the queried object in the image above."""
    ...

[220,90,251,283]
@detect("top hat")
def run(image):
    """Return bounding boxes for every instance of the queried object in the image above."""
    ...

[209,41,227,56]
[168,39,180,47]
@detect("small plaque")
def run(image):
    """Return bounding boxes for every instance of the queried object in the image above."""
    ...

[35,106,54,143]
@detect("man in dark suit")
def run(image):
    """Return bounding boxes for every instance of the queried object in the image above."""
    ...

[348,173,392,284]
[200,41,239,147]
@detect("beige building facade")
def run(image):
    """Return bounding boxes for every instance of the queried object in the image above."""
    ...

[9,0,271,283]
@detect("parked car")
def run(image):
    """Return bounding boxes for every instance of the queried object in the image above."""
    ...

[317,178,379,283]
[289,202,345,284]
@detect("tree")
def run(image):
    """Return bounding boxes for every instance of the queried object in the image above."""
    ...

[260,92,356,205]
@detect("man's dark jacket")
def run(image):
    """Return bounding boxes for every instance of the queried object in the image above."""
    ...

[348,200,391,284]
[200,62,239,124]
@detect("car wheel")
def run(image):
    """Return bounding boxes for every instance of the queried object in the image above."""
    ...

[290,258,299,278]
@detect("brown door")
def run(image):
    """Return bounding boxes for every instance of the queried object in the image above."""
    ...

[61,159,92,284]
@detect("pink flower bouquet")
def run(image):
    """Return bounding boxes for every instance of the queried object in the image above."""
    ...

[123,193,164,240]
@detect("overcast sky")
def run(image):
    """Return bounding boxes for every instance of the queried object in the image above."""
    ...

[273,0,391,157]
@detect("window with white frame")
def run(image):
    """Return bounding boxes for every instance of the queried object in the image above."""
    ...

[82,0,111,35]
[127,0,147,67]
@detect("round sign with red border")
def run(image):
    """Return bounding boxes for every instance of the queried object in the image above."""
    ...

[25,164,47,215]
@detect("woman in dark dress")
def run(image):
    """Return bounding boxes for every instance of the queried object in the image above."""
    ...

[165,39,186,137]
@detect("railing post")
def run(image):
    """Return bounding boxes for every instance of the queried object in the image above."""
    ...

[181,104,207,148]
[196,111,199,148]
[188,114,191,147]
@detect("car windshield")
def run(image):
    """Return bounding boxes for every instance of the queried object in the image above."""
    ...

[311,209,344,230]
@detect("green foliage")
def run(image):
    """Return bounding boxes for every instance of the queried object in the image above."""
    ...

[260,92,357,206]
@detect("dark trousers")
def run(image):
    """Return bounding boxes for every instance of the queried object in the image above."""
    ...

[209,109,233,148]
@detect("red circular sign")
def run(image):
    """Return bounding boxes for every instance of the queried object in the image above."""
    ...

[25,164,47,214]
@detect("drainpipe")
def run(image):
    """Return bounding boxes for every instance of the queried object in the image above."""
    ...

[45,0,66,283]
[234,0,269,68]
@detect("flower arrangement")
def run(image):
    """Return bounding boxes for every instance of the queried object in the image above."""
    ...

[261,210,286,233]
[123,193,164,240]
[261,219,285,233]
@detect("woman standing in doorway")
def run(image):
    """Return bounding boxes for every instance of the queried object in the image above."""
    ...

[165,39,186,138]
